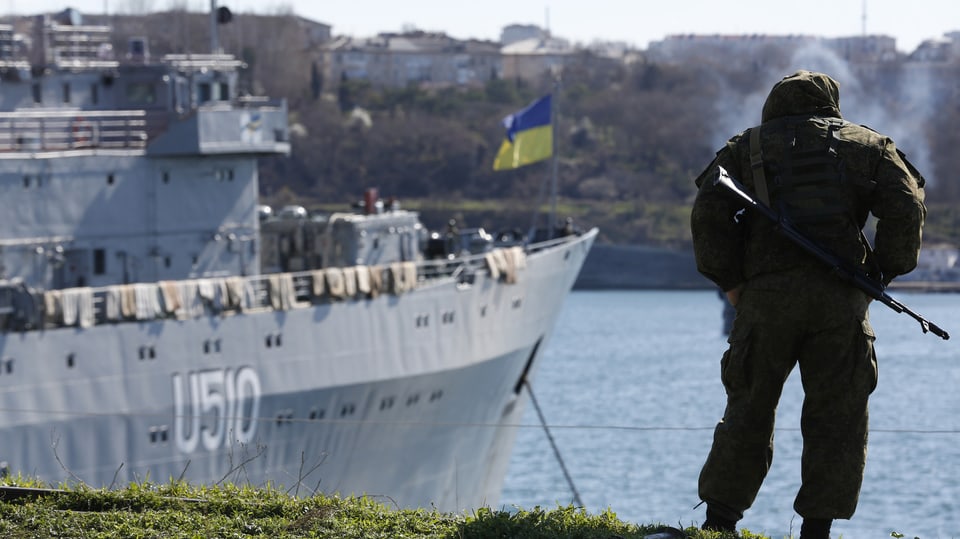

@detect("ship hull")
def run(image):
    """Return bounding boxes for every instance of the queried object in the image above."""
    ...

[0,230,595,511]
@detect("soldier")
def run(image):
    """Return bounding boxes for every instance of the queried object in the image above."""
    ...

[690,70,926,538]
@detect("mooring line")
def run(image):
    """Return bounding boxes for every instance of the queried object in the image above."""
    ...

[524,380,584,508]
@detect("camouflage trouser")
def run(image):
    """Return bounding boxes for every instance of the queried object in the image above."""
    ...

[698,269,878,520]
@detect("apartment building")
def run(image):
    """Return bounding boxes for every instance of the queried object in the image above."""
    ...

[319,31,502,89]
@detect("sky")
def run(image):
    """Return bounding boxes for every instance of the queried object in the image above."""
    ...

[7,0,960,53]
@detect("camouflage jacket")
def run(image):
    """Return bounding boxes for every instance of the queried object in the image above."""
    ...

[691,70,926,292]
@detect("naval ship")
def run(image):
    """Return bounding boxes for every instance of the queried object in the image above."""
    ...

[0,9,596,511]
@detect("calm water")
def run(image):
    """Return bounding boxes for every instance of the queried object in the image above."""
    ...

[500,290,959,539]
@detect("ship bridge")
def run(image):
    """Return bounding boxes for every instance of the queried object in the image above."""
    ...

[0,13,289,157]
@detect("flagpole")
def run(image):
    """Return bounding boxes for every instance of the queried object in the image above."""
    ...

[548,73,560,239]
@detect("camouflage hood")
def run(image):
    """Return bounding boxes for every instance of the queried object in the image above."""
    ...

[761,70,842,122]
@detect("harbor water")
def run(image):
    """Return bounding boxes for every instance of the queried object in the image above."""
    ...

[500,290,958,539]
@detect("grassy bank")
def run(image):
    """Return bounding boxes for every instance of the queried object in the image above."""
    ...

[0,478,766,539]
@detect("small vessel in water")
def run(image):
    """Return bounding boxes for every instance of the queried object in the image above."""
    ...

[0,9,596,510]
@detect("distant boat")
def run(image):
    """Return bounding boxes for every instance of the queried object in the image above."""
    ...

[0,9,596,512]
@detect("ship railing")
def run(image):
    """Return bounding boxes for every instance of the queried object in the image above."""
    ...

[162,54,244,71]
[417,242,532,286]
[0,236,568,331]
[0,110,154,152]
[235,95,287,110]
[525,233,579,254]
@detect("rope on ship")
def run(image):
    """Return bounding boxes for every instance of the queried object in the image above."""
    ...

[1,405,958,435]
[523,380,584,507]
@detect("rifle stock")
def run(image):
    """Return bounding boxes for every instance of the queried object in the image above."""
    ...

[714,166,949,340]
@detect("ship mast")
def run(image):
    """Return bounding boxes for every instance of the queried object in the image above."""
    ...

[210,0,220,54]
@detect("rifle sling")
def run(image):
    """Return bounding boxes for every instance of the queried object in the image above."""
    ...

[749,126,771,206]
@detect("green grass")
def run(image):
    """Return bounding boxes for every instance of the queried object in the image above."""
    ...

[0,477,775,539]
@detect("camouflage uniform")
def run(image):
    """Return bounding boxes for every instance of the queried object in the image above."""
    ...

[691,71,926,525]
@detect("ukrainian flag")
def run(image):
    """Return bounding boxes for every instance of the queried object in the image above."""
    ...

[492,95,553,171]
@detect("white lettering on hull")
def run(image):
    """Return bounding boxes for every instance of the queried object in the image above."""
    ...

[171,367,262,454]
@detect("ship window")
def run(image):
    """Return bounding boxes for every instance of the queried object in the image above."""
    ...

[32,83,41,103]
[219,82,229,101]
[149,426,169,443]
[107,173,115,185]
[164,256,171,268]
[66,353,75,368]
[198,83,212,103]
[126,82,156,105]
[93,249,106,275]
[62,83,71,103]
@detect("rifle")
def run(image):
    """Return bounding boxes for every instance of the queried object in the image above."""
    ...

[714,166,950,340]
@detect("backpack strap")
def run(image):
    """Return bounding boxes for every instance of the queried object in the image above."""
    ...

[749,126,771,206]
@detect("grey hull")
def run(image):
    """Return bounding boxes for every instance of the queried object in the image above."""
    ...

[0,230,595,512]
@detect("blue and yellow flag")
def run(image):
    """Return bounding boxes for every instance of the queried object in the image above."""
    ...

[492,95,553,171]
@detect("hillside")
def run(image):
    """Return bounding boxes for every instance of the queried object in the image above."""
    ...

[20,10,960,246]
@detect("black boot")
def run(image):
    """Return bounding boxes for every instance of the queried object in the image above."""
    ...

[701,505,737,533]
[799,518,832,539]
